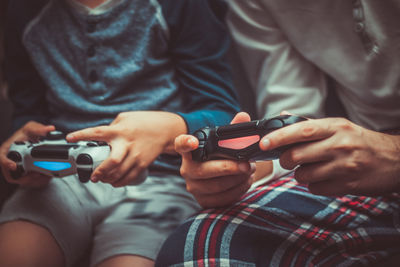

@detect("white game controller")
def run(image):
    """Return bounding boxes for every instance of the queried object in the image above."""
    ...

[7,131,147,184]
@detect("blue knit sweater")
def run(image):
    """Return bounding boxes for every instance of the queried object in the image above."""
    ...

[5,0,240,173]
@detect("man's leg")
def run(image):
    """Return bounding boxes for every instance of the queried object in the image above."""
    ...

[156,176,400,266]
[0,177,95,267]
[0,221,64,267]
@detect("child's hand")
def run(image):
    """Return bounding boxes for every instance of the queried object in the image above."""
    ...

[0,121,55,188]
[66,111,187,187]
[175,112,256,208]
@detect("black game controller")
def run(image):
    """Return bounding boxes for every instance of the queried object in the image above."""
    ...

[192,115,307,162]
[7,131,111,182]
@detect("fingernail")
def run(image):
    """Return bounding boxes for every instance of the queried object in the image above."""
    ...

[238,162,250,173]
[187,137,197,148]
[91,175,99,182]
[261,138,270,149]
[249,162,256,173]
[250,173,256,183]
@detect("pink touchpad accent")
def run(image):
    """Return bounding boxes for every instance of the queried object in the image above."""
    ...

[218,135,260,150]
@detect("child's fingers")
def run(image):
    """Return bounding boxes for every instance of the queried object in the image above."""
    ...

[23,122,55,138]
[230,112,251,124]
[66,126,111,142]
[91,141,127,183]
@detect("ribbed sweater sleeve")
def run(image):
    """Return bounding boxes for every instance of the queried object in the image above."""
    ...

[159,0,240,133]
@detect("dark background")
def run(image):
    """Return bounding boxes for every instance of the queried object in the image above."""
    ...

[0,0,15,207]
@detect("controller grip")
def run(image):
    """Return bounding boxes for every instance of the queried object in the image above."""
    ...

[7,151,25,179]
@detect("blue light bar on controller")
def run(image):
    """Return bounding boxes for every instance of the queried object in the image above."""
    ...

[34,161,72,171]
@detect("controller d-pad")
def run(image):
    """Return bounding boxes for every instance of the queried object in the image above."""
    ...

[194,130,206,141]
[77,154,93,165]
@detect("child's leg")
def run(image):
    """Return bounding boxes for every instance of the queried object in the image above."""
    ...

[0,220,65,267]
[89,173,200,267]
[0,176,94,267]
[96,255,153,267]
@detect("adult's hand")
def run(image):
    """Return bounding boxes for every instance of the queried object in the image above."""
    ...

[67,111,187,187]
[260,116,400,196]
[175,112,256,208]
[0,121,55,188]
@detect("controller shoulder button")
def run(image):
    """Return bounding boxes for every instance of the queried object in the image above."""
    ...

[14,141,25,145]
[46,131,66,141]
[86,142,98,147]
[77,154,93,165]
[96,141,108,146]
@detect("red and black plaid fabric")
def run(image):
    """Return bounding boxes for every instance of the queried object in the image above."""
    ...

[156,176,400,266]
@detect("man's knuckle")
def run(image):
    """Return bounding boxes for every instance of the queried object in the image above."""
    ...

[288,149,301,164]
[108,157,121,165]
[180,167,189,178]
[334,118,353,131]
[300,124,317,138]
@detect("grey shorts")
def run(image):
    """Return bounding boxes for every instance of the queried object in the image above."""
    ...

[0,173,200,267]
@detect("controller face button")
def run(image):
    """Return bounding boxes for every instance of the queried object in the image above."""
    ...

[77,168,92,183]
[77,154,93,165]
[263,119,284,130]
[7,151,22,162]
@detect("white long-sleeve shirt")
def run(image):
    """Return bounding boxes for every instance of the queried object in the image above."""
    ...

[227,0,400,132]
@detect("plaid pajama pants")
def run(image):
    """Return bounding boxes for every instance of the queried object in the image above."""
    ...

[156,176,400,267]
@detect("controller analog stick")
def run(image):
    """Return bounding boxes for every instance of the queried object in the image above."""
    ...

[7,151,22,162]
[77,154,93,165]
